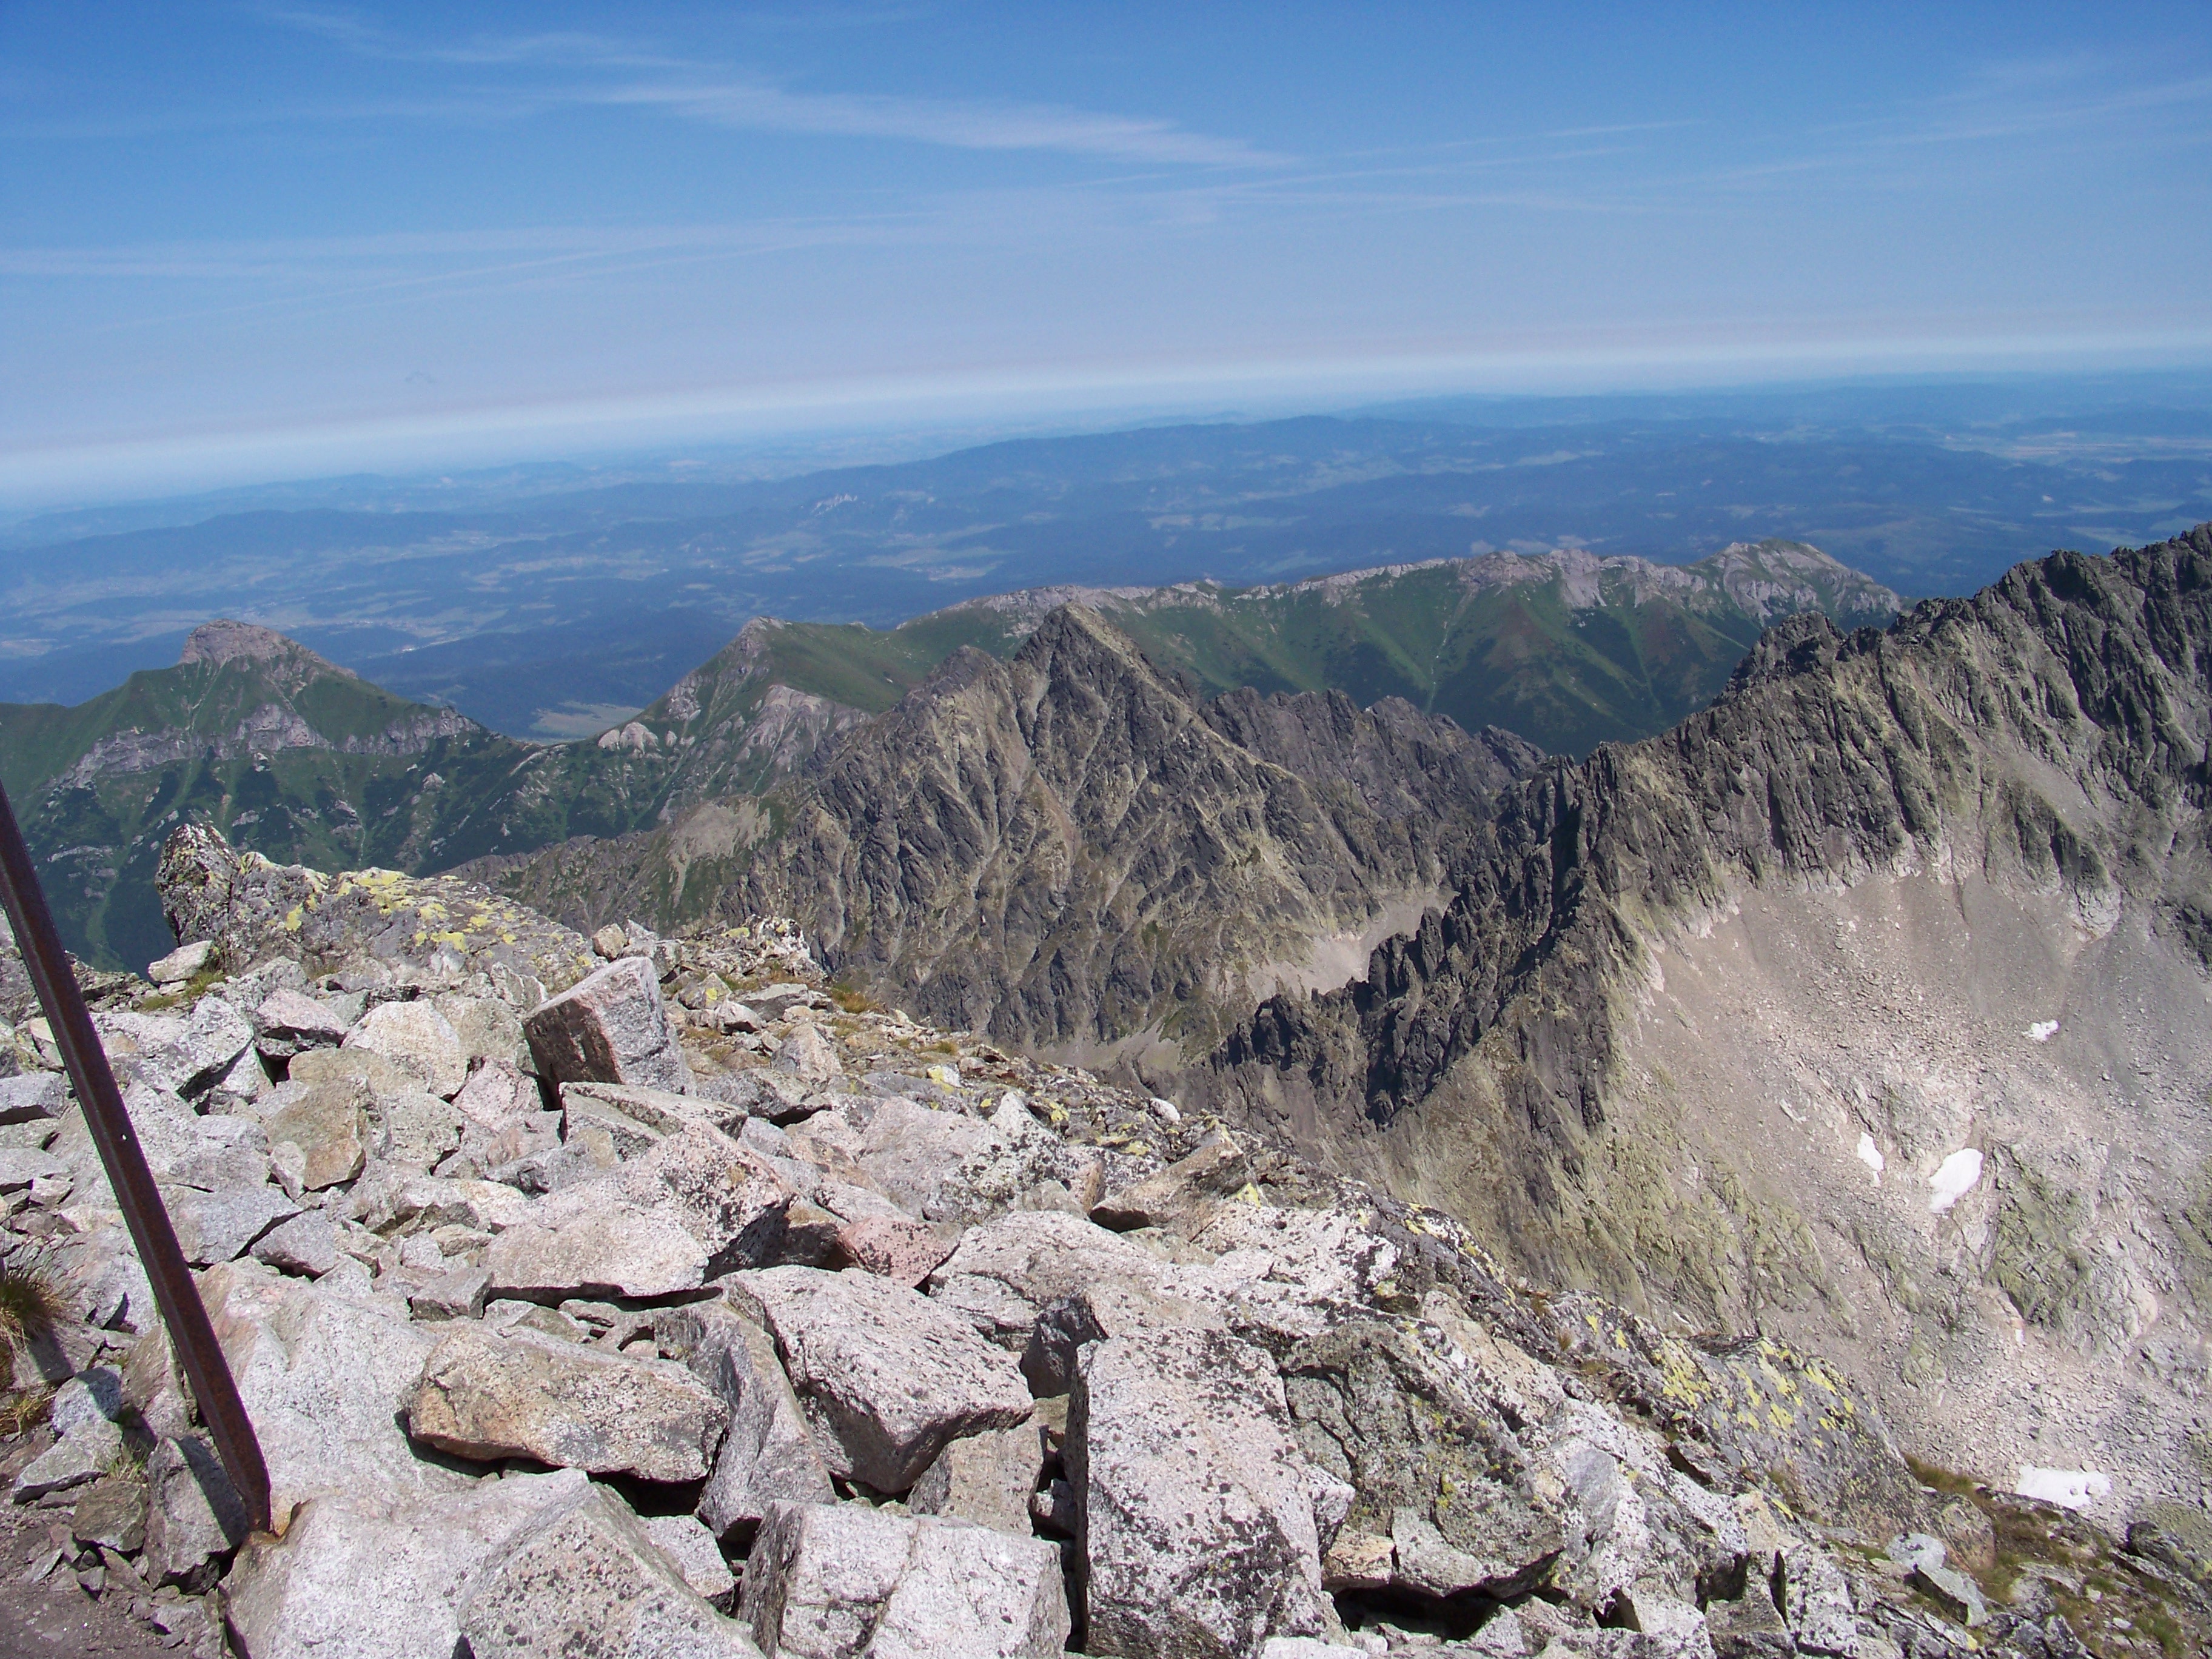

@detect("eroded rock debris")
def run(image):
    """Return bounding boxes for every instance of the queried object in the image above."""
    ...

[1,837,2204,1657]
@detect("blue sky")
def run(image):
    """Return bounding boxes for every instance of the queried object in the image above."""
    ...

[4,2,2211,503]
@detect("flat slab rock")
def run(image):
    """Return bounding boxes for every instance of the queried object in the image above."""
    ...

[848,1094,1073,1224]
[458,1478,759,1659]
[225,1468,590,1659]
[405,1322,730,1483]
[748,1499,1068,1659]
[482,1199,709,1302]
[263,1079,369,1190]
[165,1181,299,1267]
[732,1265,1033,1493]
[924,1208,1178,1350]
[1071,1326,1338,1659]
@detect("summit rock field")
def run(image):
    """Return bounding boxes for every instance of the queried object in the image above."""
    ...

[6,821,2193,1655]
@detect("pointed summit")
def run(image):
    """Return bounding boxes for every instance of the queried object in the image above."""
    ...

[179,619,352,677]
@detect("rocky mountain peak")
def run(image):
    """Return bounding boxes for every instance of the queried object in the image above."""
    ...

[1005,602,1196,717]
[178,619,349,677]
[1704,537,1903,627]
[1205,524,2212,1538]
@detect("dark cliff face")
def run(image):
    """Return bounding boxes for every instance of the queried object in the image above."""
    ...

[729,605,1540,1059]
[1210,527,2212,1158]
[1196,529,2212,1503]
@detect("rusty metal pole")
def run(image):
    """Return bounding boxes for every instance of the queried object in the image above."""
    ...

[0,782,271,1532]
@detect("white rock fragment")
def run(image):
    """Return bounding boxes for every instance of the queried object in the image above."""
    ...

[909,1420,1045,1538]
[265,1079,369,1190]
[343,999,469,1099]
[11,1370,127,1500]
[224,1469,591,1659]
[143,1432,252,1590]
[1071,1326,1336,1657]
[654,1300,836,1543]
[0,1145,67,1195]
[250,1211,341,1278]
[2014,1466,2111,1510]
[0,1071,69,1124]
[405,1323,729,1482]
[253,987,353,1058]
[1928,1148,1983,1214]
[458,1478,759,1659]
[852,1096,1076,1225]
[147,937,216,985]
[775,1021,843,1082]
[97,1001,253,1097]
[166,1180,300,1265]
[925,1208,1176,1350]
[482,1202,709,1302]
[2027,1019,2059,1043]
[200,1258,469,1526]
[646,1513,739,1606]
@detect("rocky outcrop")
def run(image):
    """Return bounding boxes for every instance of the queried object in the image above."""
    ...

[8,860,2113,1659]
[156,820,596,997]
[524,956,694,1093]
[728,605,1536,1061]
[1205,525,2212,1529]
[474,606,1540,1061]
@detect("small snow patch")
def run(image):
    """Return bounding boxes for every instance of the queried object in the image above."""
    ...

[2027,1021,2059,1044]
[2015,1466,2110,1510]
[1928,1148,1983,1214]
[1856,1133,1885,1178]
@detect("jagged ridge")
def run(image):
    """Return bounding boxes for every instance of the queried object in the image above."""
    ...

[1199,523,2212,1517]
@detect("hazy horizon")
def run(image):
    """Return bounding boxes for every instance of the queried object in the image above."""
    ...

[7,3,2212,506]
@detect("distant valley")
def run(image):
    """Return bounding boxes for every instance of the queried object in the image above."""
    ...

[4,398,2203,735]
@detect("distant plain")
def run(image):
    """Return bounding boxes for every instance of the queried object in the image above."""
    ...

[5,372,2210,738]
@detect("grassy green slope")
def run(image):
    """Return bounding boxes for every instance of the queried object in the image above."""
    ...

[1094,569,1754,756]
[0,633,639,967]
[861,540,1898,759]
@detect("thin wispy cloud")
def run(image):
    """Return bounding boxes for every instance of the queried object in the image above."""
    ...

[8,4,2209,507]
[256,5,1282,167]
[588,78,1278,166]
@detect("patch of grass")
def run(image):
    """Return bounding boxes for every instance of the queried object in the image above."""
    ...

[1904,1454,1979,1498]
[0,1385,54,1436]
[0,1258,67,1354]
[138,964,226,1011]
[928,1039,959,1056]
[828,981,878,1014]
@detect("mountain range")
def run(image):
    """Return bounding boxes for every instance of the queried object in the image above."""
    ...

[1190,522,2212,1520]
[8,506,2212,1549]
[1,539,1891,976]
[494,520,2212,1525]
